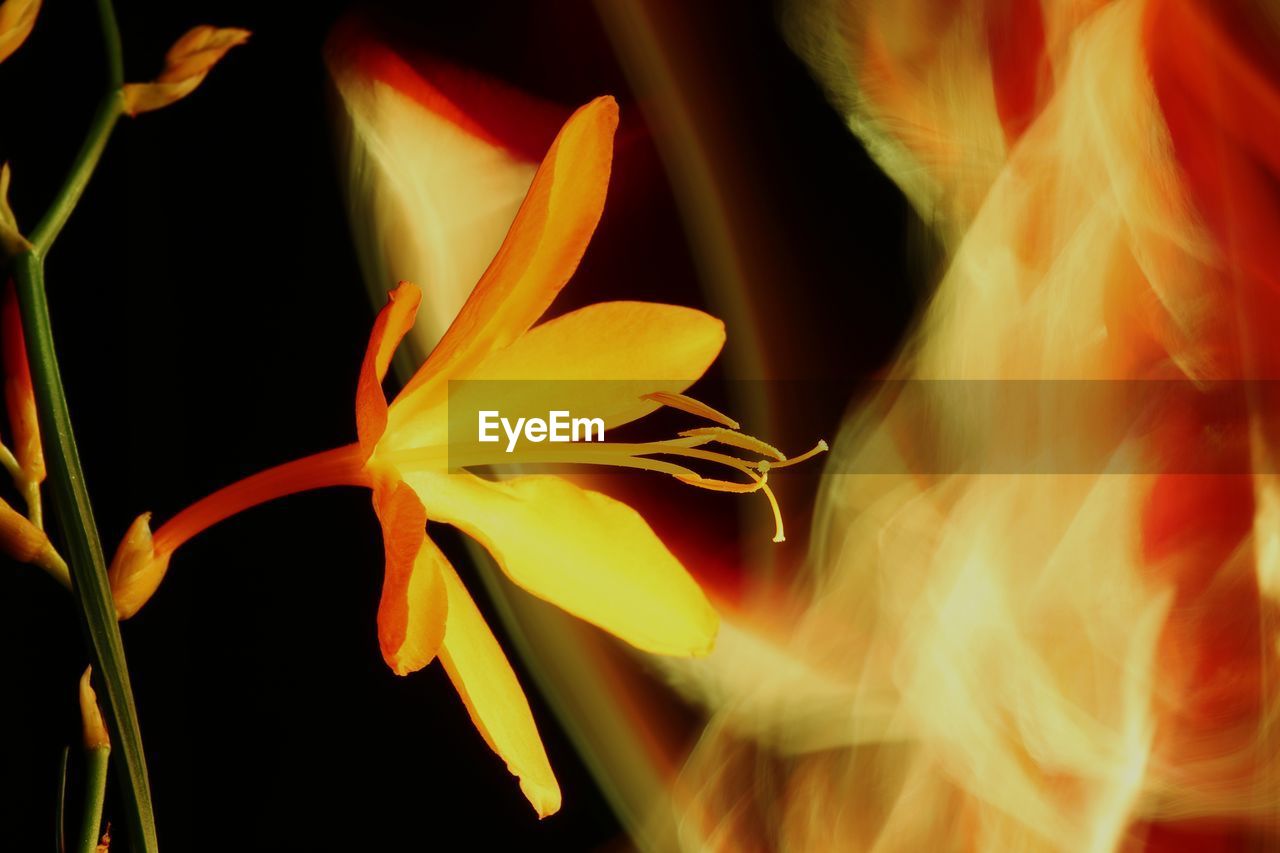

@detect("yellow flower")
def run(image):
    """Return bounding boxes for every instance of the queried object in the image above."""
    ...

[110,97,823,814]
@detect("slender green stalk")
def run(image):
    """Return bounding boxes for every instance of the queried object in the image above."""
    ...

[28,95,123,255]
[28,0,124,256]
[11,2,159,848]
[76,744,111,853]
[13,253,158,851]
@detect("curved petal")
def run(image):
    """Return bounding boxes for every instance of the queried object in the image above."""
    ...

[357,282,421,457]
[438,562,560,817]
[470,301,723,427]
[371,475,446,675]
[384,301,726,453]
[407,470,719,657]
[389,96,619,424]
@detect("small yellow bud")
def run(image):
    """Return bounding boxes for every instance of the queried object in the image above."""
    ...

[78,666,110,750]
[0,0,39,65]
[121,26,250,116]
[108,512,171,619]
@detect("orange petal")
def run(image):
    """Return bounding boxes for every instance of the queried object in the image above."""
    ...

[438,562,560,817]
[356,282,422,458]
[370,475,446,675]
[384,301,725,453]
[409,471,719,657]
[0,0,40,65]
[121,26,250,116]
[463,301,722,430]
[389,96,619,422]
[2,279,43,485]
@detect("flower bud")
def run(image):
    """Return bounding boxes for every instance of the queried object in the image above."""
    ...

[108,512,171,619]
[2,279,44,488]
[121,26,250,116]
[78,666,110,749]
[0,0,39,65]
[0,495,66,583]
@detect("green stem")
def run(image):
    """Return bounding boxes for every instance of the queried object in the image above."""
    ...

[28,0,124,256]
[12,253,158,852]
[76,745,111,853]
[55,745,70,853]
[14,3,158,849]
[28,96,123,256]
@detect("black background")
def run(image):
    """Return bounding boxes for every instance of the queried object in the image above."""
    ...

[0,1,917,850]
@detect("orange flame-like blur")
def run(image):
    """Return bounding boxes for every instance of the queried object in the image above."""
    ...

[660,0,1280,850]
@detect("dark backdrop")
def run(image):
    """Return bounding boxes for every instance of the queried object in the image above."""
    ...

[0,1,916,850]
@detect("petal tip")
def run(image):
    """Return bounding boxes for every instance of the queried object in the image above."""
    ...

[524,779,563,819]
[380,642,436,677]
[78,666,110,749]
[390,280,422,304]
[577,95,619,139]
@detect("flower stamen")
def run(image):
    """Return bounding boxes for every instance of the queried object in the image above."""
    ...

[756,439,829,472]
[678,427,786,461]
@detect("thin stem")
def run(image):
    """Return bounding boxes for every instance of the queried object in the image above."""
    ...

[28,0,125,256]
[95,0,125,89]
[24,477,42,529]
[12,252,158,852]
[0,442,47,528]
[0,441,21,481]
[55,745,69,853]
[75,745,111,853]
[16,3,157,849]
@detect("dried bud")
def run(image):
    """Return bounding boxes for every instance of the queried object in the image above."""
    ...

[121,26,250,116]
[78,666,110,749]
[109,512,171,619]
[2,279,44,488]
[0,0,39,65]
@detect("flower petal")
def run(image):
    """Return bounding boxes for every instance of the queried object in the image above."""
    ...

[0,0,40,65]
[326,14,564,352]
[370,475,446,675]
[384,301,726,453]
[408,471,719,657]
[356,282,422,457]
[471,301,723,426]
[438,562,560,817]
[389,96,619,422]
